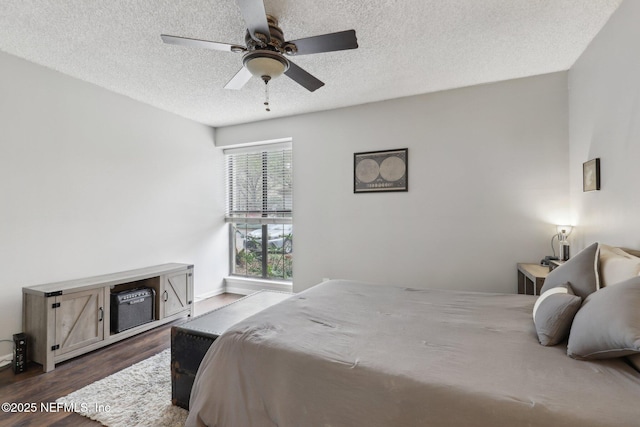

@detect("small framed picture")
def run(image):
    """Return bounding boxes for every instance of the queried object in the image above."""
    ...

[354,148,408,193]
[583,158,600,192]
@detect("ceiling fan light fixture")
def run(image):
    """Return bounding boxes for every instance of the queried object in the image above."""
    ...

[161,0,358,93]
[243,51,289,79]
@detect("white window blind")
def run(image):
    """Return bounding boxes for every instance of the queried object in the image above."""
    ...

[225,142,292,223]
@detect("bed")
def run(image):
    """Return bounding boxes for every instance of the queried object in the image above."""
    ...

[186,244,640,427]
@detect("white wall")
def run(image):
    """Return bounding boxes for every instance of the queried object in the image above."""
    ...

[0,51,228,343]
[216,72,570,293]
[568,0,640,250]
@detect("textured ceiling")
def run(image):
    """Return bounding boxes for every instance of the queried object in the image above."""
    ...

[0,0,623,127]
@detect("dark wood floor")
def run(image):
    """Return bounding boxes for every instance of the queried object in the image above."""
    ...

[0,293,242,427]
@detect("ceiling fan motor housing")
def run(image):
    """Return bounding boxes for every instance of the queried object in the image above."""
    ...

[246,15,281,49]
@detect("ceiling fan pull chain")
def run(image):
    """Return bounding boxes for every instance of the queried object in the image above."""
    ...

[263,75,271,112]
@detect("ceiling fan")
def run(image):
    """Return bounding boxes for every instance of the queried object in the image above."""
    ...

[161,0,358,98]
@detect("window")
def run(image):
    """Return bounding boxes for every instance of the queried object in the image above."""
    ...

[225,141,292,280]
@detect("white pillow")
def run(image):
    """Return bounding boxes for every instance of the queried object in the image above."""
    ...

[598,244,640,287]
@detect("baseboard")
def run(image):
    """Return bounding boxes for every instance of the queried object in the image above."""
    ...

[224,277,293,296]
[194,286,226,302]
[0,352,12,368]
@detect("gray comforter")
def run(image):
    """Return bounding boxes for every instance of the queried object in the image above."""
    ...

[186,280,640,427]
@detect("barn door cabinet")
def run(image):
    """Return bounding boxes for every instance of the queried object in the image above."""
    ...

[162,269,193,318]
[23,263,194,372]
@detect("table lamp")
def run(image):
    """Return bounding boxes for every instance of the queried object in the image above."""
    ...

[556,225,573,261]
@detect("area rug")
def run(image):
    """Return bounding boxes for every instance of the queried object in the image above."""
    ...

[56,349,188,427]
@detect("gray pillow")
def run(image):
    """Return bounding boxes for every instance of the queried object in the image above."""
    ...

[532,282,581,346]
[540,242,599,300]
[567,276,640,360]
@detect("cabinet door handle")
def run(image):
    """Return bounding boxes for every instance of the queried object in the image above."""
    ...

[163,291,168,302]
[98,307,104,322]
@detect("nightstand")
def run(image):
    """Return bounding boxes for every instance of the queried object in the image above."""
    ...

[517,263,550,295]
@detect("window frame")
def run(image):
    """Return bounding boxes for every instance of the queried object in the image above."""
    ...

[224,140,293,281]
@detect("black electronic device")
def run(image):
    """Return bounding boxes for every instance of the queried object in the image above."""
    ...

[13,332,26,374]
[110,288,155,333]
[540,255,559,266]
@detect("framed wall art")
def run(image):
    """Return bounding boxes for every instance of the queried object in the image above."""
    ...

[583,158,600,192]
[354,148,408,193]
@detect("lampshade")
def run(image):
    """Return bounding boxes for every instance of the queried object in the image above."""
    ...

[556,225,573,235]
[244,52,288,79]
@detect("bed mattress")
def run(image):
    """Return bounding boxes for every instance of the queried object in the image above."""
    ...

[186,280,640,427]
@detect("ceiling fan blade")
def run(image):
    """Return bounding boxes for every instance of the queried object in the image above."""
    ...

[284,60,324,92]
[161,34,245,53]
[286,30,358,55]
[224,67,253,90]
[236,0,271,43]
